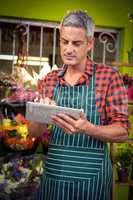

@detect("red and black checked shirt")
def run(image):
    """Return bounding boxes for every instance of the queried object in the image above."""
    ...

[38,61,129,130]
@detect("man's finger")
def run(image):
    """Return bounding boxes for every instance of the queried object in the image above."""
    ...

[52,115,75,133]
[80,112,86,119]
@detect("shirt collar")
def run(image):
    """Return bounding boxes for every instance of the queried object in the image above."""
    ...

[57,59,94,77]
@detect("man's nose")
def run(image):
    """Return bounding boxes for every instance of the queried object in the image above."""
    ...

[65,44,73,53]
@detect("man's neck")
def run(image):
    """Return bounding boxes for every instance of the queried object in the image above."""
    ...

[66,60,87,75]
[64,60,87,86]
[66,67,83,75]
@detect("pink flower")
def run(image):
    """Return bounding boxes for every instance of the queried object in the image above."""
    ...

[38,127,51,145]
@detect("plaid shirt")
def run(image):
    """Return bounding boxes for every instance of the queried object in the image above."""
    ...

[38,61,129,130]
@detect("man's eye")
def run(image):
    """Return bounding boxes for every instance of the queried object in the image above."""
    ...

[72,42,83,47]
[61,40,68,45]
[74,43,81,46]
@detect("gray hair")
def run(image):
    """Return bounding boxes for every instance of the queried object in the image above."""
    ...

[60,10,95,38]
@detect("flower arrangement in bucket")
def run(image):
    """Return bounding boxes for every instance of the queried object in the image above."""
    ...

[122,73,133,100]
[115,143,133,182]
[0,153,44,200]
[0,72,52,153]
[0,71,40,151]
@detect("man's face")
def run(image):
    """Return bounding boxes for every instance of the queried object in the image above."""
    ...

[60,26,93,67]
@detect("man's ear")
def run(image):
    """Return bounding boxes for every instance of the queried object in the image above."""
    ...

[87,37,95,51]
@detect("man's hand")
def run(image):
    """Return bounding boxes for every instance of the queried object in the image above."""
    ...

[28,122,47,137]
[29,97,56,136]
[35,96,56,105]
[40,97,57,105]
[51,112,94,134]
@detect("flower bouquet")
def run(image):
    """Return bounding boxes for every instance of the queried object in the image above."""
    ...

[0,110,38,151]
[0,153,44,200]
[0,71,39,105]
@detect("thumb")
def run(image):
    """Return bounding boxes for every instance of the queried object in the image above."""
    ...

[80,112,86,119]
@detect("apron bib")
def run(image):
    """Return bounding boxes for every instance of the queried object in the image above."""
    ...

[39,68,112,200]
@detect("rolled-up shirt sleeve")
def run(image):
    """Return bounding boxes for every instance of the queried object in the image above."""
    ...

[105,70,129,130]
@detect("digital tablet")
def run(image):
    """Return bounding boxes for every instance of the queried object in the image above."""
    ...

[26,102,84,124]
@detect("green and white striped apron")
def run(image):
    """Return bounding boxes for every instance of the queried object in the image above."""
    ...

[39,69,112,200]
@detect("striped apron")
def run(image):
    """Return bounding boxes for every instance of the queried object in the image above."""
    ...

[39,69,112,200]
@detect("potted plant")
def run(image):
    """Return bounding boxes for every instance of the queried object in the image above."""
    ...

[115,143,133,182]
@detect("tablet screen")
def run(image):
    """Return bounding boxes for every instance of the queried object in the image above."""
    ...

[26,102,84,124]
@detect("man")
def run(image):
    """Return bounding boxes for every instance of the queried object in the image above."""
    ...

[30,10,129,200]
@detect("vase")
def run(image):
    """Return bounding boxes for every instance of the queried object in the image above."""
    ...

[127,84,133,100]
[117,168,129,183]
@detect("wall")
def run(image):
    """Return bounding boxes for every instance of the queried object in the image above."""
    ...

[0,0,133,64]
